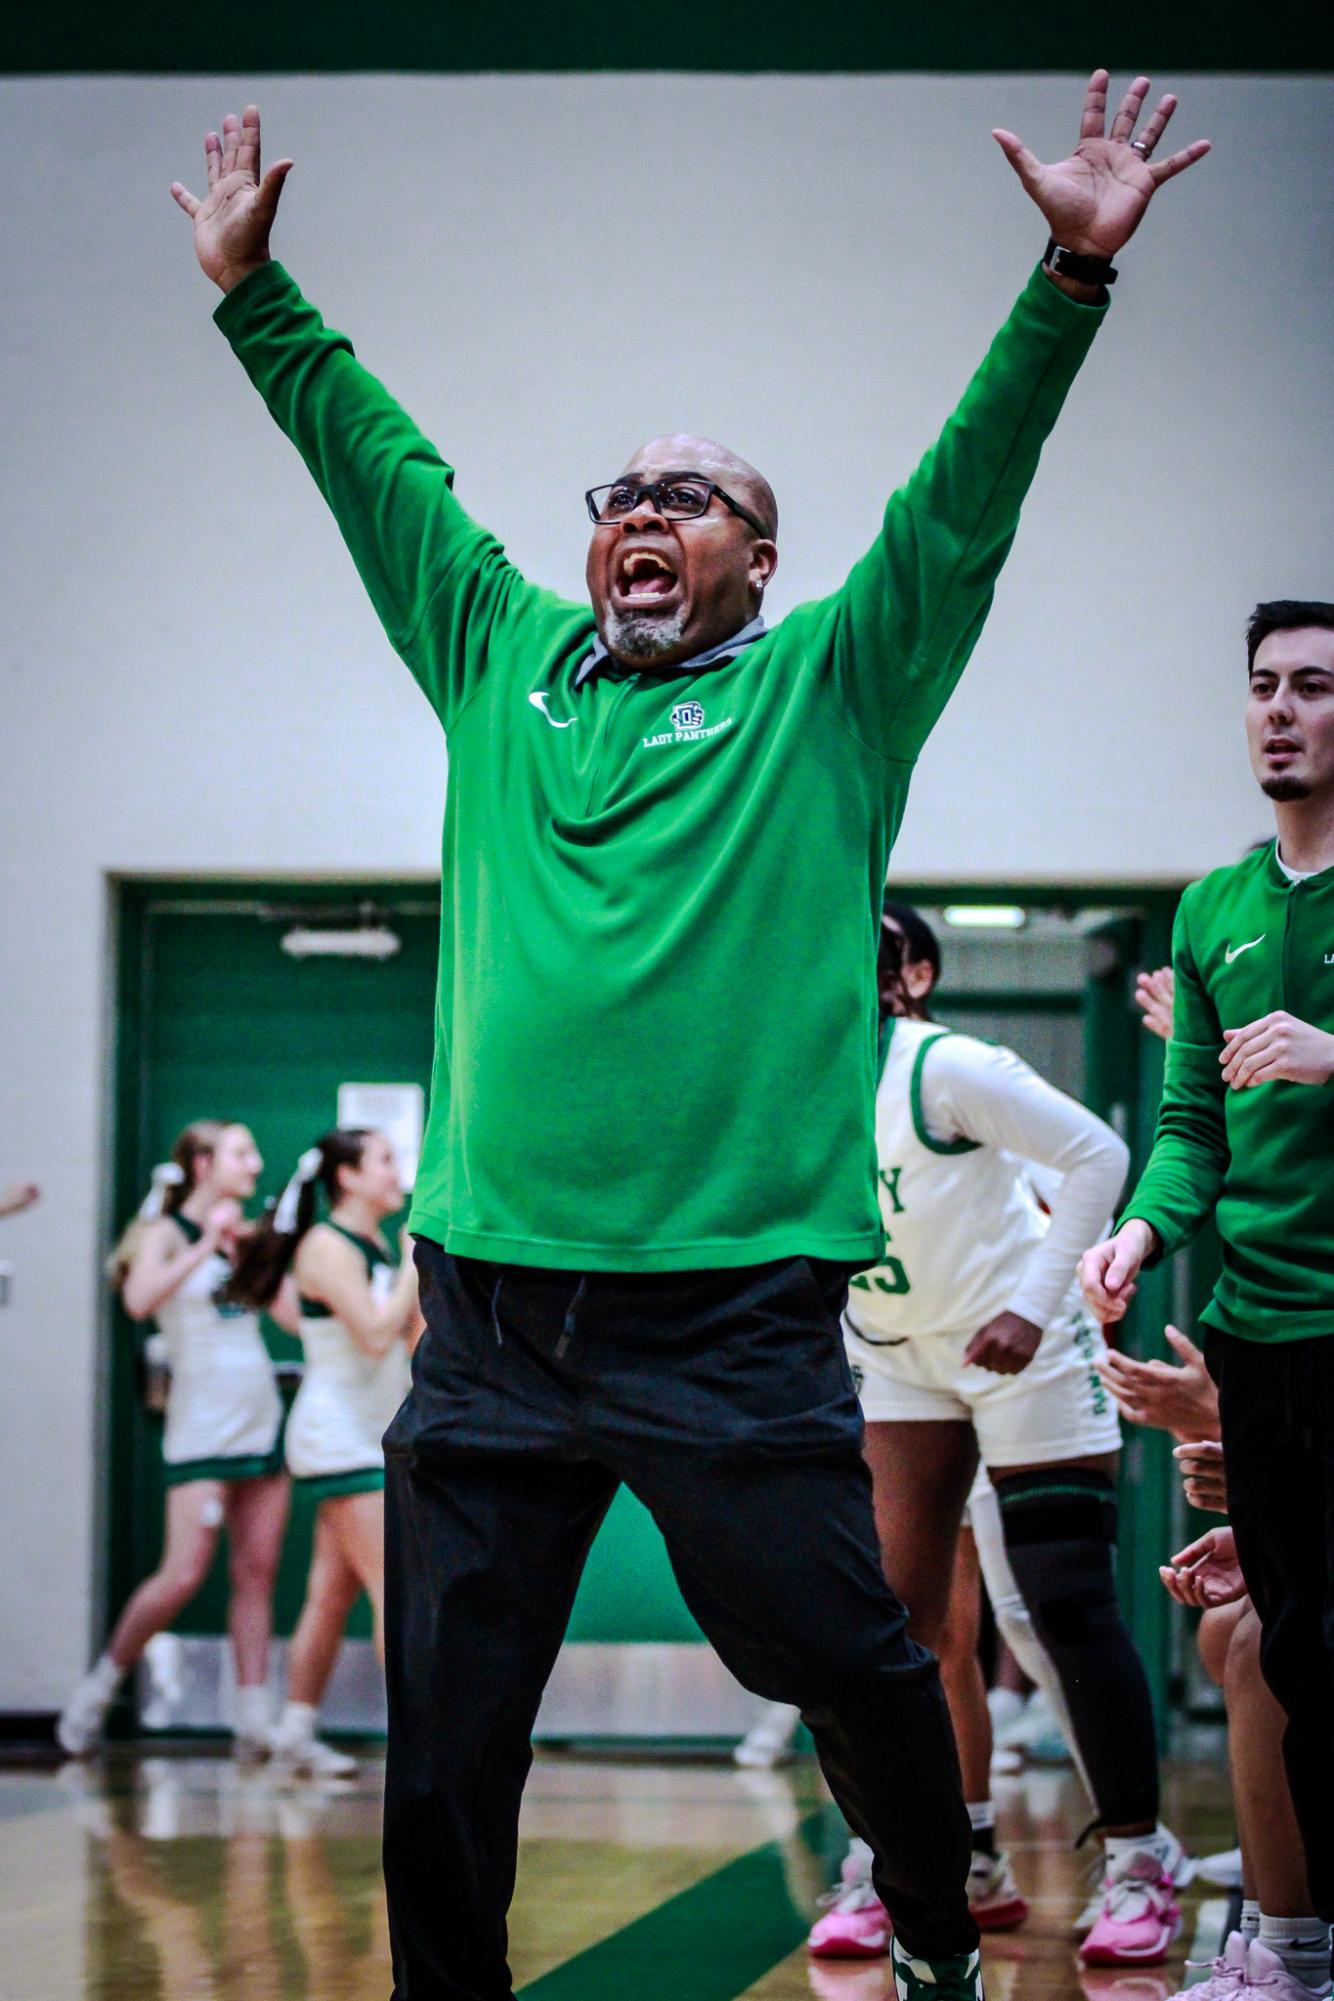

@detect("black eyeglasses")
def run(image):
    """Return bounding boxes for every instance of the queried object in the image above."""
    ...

[586,475,768,538]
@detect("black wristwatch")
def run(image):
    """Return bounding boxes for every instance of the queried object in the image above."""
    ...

[1043,237,1118,288]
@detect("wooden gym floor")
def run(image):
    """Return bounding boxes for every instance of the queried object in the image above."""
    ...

[0,1747,1232,2001]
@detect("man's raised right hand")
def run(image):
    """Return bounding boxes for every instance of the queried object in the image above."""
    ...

[170,104,293,294]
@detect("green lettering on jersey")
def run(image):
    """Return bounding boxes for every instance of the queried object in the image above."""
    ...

[848,1224,911,1297]
[879,1165,905,1215]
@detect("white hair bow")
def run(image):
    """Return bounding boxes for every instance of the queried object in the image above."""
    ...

[138,1161,185,1220]
[273,1147,324,1235]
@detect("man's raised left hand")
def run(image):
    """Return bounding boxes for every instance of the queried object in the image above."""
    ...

[994,71,1210,262]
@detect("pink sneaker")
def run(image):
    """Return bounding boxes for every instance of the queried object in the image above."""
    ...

[1174,1930,1250,2001]
[807,1843,892,1960]
[1079,1847,1181,1966]
[968,1849,1028,1931]
[1245,1940,1333,2000]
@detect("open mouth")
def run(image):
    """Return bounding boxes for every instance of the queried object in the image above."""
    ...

[616,548,680,604]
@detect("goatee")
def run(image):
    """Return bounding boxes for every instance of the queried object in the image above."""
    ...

[1261,776,1312,802]
[601,606,688,664]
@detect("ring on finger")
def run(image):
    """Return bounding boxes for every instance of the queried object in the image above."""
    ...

[1131,137,1152,156]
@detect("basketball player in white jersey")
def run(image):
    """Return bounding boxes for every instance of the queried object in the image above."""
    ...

[59,1120,292,1758]
[228,1128,420,1776]
[810,904,1185,1969]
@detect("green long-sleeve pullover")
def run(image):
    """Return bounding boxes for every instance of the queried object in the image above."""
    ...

[1123,842,1334,1341]
[216,262,1104,1270]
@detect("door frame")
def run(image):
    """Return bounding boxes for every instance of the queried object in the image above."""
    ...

[106,875,1189,1730]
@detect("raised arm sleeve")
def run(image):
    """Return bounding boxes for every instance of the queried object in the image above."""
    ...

[1120,894,1229,1260]
[824,266,1107,761]
[214,262,559,730]
[921,1036,1130,1330]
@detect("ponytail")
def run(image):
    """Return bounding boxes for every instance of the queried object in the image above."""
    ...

[226,1129,371,1310]
[107,1120,227,1289]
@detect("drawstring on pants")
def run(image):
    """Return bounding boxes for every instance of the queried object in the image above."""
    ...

[556,1275,588,1361]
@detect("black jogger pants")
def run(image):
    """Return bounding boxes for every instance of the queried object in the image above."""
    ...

[1208,1329,1334,1923]
[382,1244,977,2000]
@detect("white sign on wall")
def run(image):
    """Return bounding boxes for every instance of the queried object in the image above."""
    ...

[336,1082,425,1192]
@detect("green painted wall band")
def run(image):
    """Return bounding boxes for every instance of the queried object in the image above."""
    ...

[6,4,1329,74]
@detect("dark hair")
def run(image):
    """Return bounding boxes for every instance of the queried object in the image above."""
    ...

[878,900,942,1023]
[881,900,942,984]
[226,1128,371,1310]
[1247,601,1334,673]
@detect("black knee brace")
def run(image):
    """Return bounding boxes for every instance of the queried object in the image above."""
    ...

[995,1468,1159,1827]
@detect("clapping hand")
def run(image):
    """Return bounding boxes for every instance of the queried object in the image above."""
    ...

[994,71,1210,261]
[1079,1216,1158,1325]
[1174,1439,1228,1512]
[171,104,293,294]
[1160,1525,1245,1609]
[1221,1011,1334,1088]
[1095,1324,1218,1441]
[1135,966,1175,1044]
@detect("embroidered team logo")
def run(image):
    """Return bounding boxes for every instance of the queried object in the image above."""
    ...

[642,700,735,750]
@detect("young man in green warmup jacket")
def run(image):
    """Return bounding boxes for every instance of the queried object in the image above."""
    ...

[172,79,1208,2001]
[1084,601,1334,1994]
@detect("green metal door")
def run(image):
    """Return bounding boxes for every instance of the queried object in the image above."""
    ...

[109,882,701,1711]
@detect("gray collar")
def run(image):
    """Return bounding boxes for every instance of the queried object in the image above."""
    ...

[574,615,767,688]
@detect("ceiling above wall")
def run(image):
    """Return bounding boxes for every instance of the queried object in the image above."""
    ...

[5,0,1330,75]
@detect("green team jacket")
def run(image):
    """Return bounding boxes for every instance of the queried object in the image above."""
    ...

[1123,842,1334,1342]
[217,262,1104,1270]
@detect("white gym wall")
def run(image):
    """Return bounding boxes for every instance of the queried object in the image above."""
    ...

[2,72,1331,1707]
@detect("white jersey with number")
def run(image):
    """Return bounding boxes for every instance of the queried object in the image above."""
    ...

[845,1016,1128,1345]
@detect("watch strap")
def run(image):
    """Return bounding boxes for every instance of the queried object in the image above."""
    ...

[1043,238,1118,287]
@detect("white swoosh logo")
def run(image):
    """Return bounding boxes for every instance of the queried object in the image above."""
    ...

[529,691,576,729]
[1225,935,1265,964]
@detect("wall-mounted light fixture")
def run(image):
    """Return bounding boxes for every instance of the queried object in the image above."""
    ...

[942,905,1027,930]
[280,926,402,960]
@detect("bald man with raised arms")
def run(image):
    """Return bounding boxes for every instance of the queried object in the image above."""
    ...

[172,79,1208,2001]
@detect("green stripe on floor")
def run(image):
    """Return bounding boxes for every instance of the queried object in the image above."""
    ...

[519,1803,844,2001]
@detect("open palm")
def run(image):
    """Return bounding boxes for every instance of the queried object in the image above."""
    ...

[170,104,293,293]
[994,71,1210,259]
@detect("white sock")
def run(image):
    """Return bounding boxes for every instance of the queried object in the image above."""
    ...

[233,1684,274,1737]
[1257,1915,1332,1990]
[1241,1900,1261,1940]
[967,1801,997,1859]
[278,1700,319,1743]
[88,1652,123,1699]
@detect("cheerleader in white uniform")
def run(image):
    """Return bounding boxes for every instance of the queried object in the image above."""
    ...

[59,1120,294,1757]
[228,1128,420,1775]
